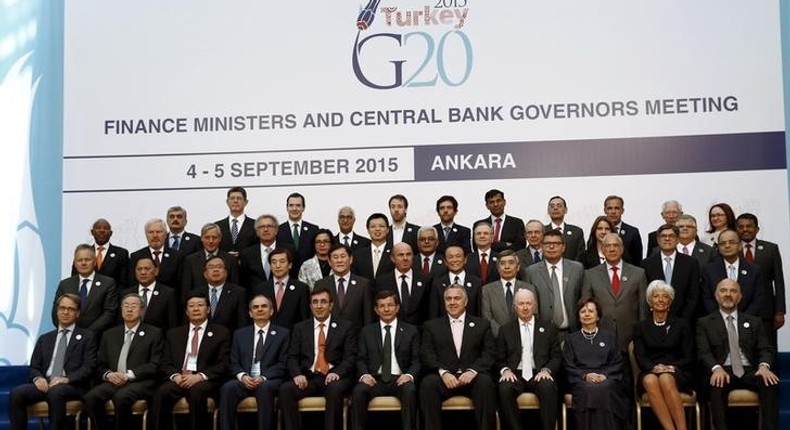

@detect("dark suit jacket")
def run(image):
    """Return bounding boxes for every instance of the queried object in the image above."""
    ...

[121,284,180,332]
[434,223,472,255]
[180,251,240,297]
[374,271,431,326]
[495,318,561,375]
[53,274,118,334]
[617,221,643,265]
[253,277,310,330]
[475,215,526,252]
[750,239,786,317]
[420,314,495,375]
[580,248,604,270]
[544,223,586,262]
[277,220,320,265]
[696,311,773,372]
[129,247,182,290]
[701,257,764,316]
[314,275,373,329]
[73,244,130,289]
[286,317,358,379]
[386,222,421,254]
[429,273,482,319]
[29,327,97,388]
[413,254,447,281]
[238,242,300,289]
[515,247,541,280]
[680,241,716,268]
[216,216,257,254]
[352,245,394,281]
[207,283,249,333]
[229,324,290,381]
[642,252,700,321]
[357,320,420,378]
[161,323,230,381]
[465,250,500,284]
[97,323,163,384]
[167,232,202,257]
[335,232,371,251]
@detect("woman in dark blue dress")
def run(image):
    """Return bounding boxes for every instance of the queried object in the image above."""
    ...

[563,297,629,429]
[633,280,694,430]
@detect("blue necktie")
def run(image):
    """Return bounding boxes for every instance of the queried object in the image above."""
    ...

[79,279,90,311]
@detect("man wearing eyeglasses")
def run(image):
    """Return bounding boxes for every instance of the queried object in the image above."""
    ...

[240,214,298,289]
[675,214,716,268]
[524,229,585,335]
[10,293,97,430]
[701,229,764,316]
[203,256,248,333]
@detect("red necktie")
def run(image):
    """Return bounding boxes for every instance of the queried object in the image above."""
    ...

[494,218,502,242]
[744,244,754,263]
[611,266,620,295]
[422,257,430,277]
[480,253,489,284]
[183,326,201,371]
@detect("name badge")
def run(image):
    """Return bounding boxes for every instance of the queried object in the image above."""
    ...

[185,355,198,372]
[250,362,261,377]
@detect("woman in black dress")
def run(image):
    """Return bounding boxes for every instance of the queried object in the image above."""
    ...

[563,297,629,429]
[633,280,694,430]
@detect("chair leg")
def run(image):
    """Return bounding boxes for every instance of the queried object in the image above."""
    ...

[142,410,148,430]
[635,403,642,430]
[694,402,700,430]
[75,411,82,430]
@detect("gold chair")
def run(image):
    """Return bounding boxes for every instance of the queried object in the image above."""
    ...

[516,392,558,430]
[560,394,572,430]
[627,341,701,430]
[27,400,84,430]
[86,400,149,430]
[712,389,761,429]
[171,397,218,430]
[440,396,500,429]
[277,397,348,430]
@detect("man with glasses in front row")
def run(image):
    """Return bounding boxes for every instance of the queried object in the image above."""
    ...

[10,293,97,430]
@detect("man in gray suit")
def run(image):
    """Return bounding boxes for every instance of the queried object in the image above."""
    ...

[544,196,586,262]
[481,250,535,337]
[582,232,647,352]
[524,229,585,334]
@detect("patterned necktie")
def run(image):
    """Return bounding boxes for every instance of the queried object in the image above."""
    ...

[400,275,410,309]
[152,251,161,267]
[726,315,745,377]
[611,266,620,295]
[79,279,90,311]
[51,329,70,377]
[664,256,673,281]
[728,265,737,281]
[141,287,149,307]
[505,281,514,312]
[315,323,329,374]
[744,244,754,263]
[210,288,218,317]
[443,227,451,240]
[96,246,105,270]
[682,246,689,255]
[422,257,430,277]
[231,218,239,244]
[381,325,392,382]
[533,250,541,263]
[171,235,180,250]
[337,278,346,308]
[343,235,350,247]
[480,253,489,284]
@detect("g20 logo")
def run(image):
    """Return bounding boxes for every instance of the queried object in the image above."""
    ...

[352,1,473,90]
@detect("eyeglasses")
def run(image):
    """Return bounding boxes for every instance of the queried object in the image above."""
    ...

[258,225,276,229]
[542,242,563,247]
[57,306,79,313]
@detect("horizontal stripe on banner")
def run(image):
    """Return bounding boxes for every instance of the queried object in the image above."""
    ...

[414,132,786,181]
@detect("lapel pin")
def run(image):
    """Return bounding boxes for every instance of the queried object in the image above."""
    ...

[492,256,498,262]
[622,276,628,282]
[567,231,572,236]
[563,277,568,282]
[452,228,458,232]
[110,253,116,258]
[207,331,213,337]
[153,290,160,296]
[95,281,101,286]
[75,334,82,341]
[466,282,472,287]
[469,322,475,327]
[741,270,747,275]
[303,226,308,231]
[331,322,337,328]
[289,285,295,290]
[416,281,423,287]
[758,245,764,250]
[271,330,277,336]
[599,341,605,347]
[351,279,357,285]
[743,322,750,328]
[539,327,545,333]
[139,331,145,337]
[164,253,170,258]
[407,227,413,232]
[185,236,191,241]
[353,239,358,245]
[619,230,625,235]
[437,259,443,265]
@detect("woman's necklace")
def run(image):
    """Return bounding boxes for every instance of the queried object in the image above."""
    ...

[581,327,598,343]
[654,319,667,327]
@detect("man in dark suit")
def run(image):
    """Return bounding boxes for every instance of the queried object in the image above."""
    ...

[151,291,230,430]
[475,189,525,252]
[10,293,97,430]
[351,290,420,430]
[240,214,300,288]
[53,244,118,335]
[353,213,394,280]
[515,219,544,277]
[204,255,248,333]
[429,245,483,318]
[737,213,786,350]
[582,232,647,352]
[604,195,643,265]
[73,218,130,289]
[466,222,499,285]
[122,257,179,333]
[219,295,290,430]
[414,226,447,281]
[84,293,164,430]
[129,219,182,290]
[254,248,310,329]
[641,224,700,322]
[374,242,431,326]
[645,200,683,257]
[481,250,535,337]
[419,285,497,430]
[545,196,586,262]
[276,192,320,264]
[216,186,257,255]
[496,289,562,430]
[166,206,202,257]
[676,214,716,267]
[314,244,373,329]
[434,195,472,255]
[386,194,420,253]
[278,287,358,430]
[181,223,239,296]
[701,229,764,316]
[335,206,371,250]
[524,229,585,333]
[697,278,779,430]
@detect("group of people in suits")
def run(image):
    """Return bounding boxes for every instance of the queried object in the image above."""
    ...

[13,187,786,430]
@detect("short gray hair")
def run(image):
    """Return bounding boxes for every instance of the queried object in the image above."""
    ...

[645,280,675,305]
